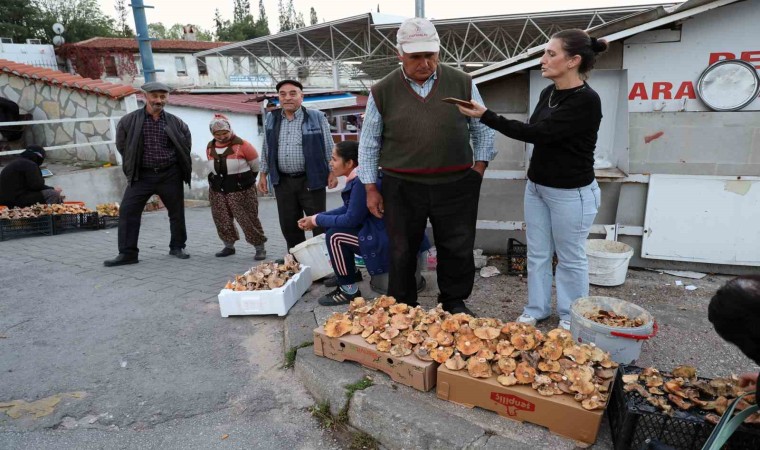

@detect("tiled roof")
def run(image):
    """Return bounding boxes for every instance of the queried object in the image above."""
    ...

[0,58,140,99]
[72,37,230,53]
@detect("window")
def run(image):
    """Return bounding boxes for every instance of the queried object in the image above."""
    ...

[104,56,118,77]
[175,56,187,76]
[197,56,208,76]
[248,58,258,75]
[0,37,13,44]
[232,57,242,75]
[26,38,42,44]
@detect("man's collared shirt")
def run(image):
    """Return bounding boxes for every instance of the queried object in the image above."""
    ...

[141,109,176,169]
[357,70,496,184]
[260,107,333,175]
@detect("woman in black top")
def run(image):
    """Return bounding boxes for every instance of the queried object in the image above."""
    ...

[458,29,607,330]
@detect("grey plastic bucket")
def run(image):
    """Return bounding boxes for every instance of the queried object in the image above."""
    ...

[570,296,657,364]
[586,239,633,286]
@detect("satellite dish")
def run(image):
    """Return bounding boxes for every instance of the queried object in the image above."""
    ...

[52,35,65,46]
[52,23,65,34]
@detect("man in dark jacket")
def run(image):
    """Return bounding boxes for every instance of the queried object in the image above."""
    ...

[256,79,337,250]
[104,81,193,267]
[0,145,63,207]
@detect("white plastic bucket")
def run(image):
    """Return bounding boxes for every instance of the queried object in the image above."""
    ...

[586,239,633,286]
[290,234,333,281]
[570,296,657,364]
[370,251,427,294]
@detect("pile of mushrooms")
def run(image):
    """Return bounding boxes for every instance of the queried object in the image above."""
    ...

[223,255,301,291]
[96,202,120,217]
[0,203,93,220]
[622,366,760,425]
[322,296,618,410]
[583,309,644,328]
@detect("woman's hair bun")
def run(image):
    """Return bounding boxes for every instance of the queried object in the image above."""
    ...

[590,37,609,54]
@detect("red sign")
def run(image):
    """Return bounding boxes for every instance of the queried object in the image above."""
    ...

[490,392,535,416]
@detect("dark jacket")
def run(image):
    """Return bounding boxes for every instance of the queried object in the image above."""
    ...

[116,108,192,185]
[264,107,329,191]
[0,157,52,207]
[315,175,431,276]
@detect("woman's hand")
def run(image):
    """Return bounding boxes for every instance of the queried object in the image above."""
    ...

[456,100,487,119]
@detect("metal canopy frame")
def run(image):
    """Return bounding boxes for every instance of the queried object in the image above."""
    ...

[195,6,668,89]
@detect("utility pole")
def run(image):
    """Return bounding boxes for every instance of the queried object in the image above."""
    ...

[415,0,424,18]
[131,0,160,82]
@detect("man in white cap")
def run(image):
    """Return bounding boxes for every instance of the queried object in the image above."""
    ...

[358,17,495,315]
[104,81,193,267]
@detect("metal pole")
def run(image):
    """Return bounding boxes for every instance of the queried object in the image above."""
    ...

[130,0,158,82]
[415,0,424,18]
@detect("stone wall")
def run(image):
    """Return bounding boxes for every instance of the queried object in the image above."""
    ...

[0,73,133,163]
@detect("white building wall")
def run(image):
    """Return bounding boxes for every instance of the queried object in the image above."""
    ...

[0,43,57,68]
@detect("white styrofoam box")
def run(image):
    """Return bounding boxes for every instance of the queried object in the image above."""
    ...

[218,265,312,317]
[290,234,333,281]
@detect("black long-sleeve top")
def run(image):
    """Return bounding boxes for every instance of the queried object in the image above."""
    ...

[0,157,52,207]
[480,82,602,189]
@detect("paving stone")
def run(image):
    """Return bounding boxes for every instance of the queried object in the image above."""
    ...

[284,310,317,349]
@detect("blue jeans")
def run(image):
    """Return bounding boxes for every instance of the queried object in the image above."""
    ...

[523,179,600,321]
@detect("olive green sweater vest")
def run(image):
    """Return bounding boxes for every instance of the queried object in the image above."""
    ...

[372,65,473,184]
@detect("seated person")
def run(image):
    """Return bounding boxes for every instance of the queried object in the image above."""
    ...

[0,97,23,142]
[708,275,760,395]
[299,141,429,306]
[0,145,64,208]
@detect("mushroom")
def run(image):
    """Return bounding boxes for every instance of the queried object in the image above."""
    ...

[361,326,375,339]
[374,295,397,309]
[582,396,605,410]
[648,387,664,395]
[538,341,564,361]
[563,345,590,364]
[431,346,455,364]
[548,373,565,383]
[667,394,692,410]
[441,318,461,333]
[324,313,353,337]
[456,337,484,356]
[546,328,573,344]
[390,343,413,357]
[390,314,412,330]
[622,374,639,385]
[671,365,697,380]
[379,327,400,340]
[538,361,561,373]
[498,357,517,375]
[497,374,518,386]
[599,356,617,369]
[595,368,616,379]
[557,358,577,372]
[348,297,367,312]
[537,384,556,397]
[496,340,516,356]
[624,383,652,399]
[467,357,493,378]
[474,326,501,340]
[511,332,537,351]
[533,374,552,386]
[414,345,434,362]
[389,303,409,315]
[514,362,537,384]
[376,340,392,353]
[664,379,687,398]
[435,331,455,347]
[445,353,467,371]
[350,318,364,335]
[475,348,495,361]
[590,346,607,363]
[421,338,439,352]
[365,331,382,344]
[406,330,425,344]
[426,323,442,340]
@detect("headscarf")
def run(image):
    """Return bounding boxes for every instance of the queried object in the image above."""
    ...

[209,114,232,134]
[20,145,46,166]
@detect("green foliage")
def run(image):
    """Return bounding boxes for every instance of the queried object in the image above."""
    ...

[35,0,119,43]
[282,341,313,369]
[0,0,43,44]
[337,377,373,424]
[114,0,132,37]
[148,22,166,39]
[215,0,269,42]
[350,432,379,450]
[309,401,337,430]
[309,7,318,26]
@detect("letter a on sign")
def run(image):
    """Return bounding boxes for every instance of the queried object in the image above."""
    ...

[629,83,648,100]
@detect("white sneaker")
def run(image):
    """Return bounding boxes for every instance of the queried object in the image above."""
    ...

[559,319,571,331]
[516,314,537,326]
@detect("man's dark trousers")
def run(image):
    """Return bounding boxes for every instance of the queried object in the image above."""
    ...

[118,165,187,256]
[273,173,326,250]
[382,170,482,308]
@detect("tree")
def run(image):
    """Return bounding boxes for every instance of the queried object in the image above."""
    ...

[256,0,269,35]
[0,0,44,44]
[216,0,268,42]
[277,0,292,32]
[36,0,119,43]
[294,12,305,29]
[233,0,250,24]
[214,8,226,38]
[309,7,318,26]
[114,0,133,37]
[148,22,167,39]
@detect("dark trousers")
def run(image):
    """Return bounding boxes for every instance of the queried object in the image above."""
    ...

[273,174,326,250]
[382,170,482,307]
[118,165,187,256]
[325,227,361,286]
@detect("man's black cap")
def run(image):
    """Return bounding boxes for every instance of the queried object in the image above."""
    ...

[276,79,303,92]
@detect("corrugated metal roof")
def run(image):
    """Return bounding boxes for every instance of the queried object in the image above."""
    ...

[0,58,139,99]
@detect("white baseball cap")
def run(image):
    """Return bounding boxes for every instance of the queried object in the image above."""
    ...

[397,17,440,54]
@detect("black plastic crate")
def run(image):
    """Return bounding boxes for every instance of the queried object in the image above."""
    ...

[52,212,100,234]
[506,238,557,275]
[99,215,119,229]
[608,365,760,450]
[0,215,54,241]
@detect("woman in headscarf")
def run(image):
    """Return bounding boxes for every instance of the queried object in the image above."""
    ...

[206,114,267,260]
[0,145,64,207]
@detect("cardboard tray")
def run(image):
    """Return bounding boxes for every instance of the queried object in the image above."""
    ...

[313,326,438,392]
[437,365,610,445]
[217,265,311,317]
